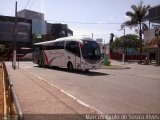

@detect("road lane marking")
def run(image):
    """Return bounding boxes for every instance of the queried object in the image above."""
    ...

[28,71,103,114]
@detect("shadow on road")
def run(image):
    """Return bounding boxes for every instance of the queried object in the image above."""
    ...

[72,70,109,77]
[34,66,109,77]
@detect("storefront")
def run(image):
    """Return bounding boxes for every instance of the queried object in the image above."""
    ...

[144,5,160,64]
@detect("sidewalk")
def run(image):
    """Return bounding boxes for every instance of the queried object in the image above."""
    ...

[101,60,132,70]
[6,65,98,120]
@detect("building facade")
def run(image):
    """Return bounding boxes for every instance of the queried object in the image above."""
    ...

[0,16,32,49]
[17,9,73,41]
[0,9,73,59]
[144,5,160,64]
[17,9,47,35]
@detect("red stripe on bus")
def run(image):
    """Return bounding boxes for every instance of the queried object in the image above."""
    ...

[42,51,49,65]
[49,58,54,66]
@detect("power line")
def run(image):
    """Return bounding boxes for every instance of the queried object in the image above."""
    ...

[28,0,35,9]
[47,20,123,25]
[23,13,41,22]
[24,0,31,9]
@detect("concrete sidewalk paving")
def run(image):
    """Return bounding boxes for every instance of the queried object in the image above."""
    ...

[6,65,98,120]
[101,60,132,70]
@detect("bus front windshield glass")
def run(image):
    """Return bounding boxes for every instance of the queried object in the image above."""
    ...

[81,40,101,60]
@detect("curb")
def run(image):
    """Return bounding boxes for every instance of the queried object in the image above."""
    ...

[101,65,131,70]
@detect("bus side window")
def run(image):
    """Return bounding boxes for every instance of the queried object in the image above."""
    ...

[37,45,42,51]
[66,41,80,57]
[51,43,56,50]
[74,42,80,57]
[59,41,64,49]
[43,45,47,50]
[54,42,59,49]
[66,41,71,52]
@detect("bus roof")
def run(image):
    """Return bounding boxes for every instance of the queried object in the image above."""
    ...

[34,36,95,45]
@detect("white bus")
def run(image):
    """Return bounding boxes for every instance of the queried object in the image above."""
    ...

[33,36,101,71]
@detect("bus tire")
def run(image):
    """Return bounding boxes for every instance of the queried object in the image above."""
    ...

[85,69,89,72]
[38,60,41,67]
[41,60,45,67]
[67,62,73,71]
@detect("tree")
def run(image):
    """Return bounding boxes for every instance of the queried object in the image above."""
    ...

[111,34,140,61]
[111,34,140,50]
[122,0,150,62]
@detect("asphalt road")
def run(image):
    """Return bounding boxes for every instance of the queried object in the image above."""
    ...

[11,61,160,114]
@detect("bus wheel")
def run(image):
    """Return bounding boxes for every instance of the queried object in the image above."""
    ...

[38,60,41,67]
[85,69,89,72]
[41,60,45,67]
[68,62,73,71]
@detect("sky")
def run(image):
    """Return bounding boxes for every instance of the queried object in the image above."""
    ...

[0,0,159,43]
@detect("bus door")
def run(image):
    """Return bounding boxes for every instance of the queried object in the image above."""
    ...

[65,41,81,69]
[74,42,81,69]
[56,41,65,67]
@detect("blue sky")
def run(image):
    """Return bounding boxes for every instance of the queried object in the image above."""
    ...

[0,0,159,43]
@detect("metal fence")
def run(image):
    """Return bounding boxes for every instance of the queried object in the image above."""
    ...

[2,61,23,120]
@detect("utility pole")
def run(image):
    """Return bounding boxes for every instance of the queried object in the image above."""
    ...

[119,28,125,62]
[122,28,125,63]
[13,1,17,69]
[91,33,93,38]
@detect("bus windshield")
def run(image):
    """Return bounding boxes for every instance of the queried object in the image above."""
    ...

[81,40,101,60]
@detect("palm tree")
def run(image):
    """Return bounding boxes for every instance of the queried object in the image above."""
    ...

[122,0,150,62]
